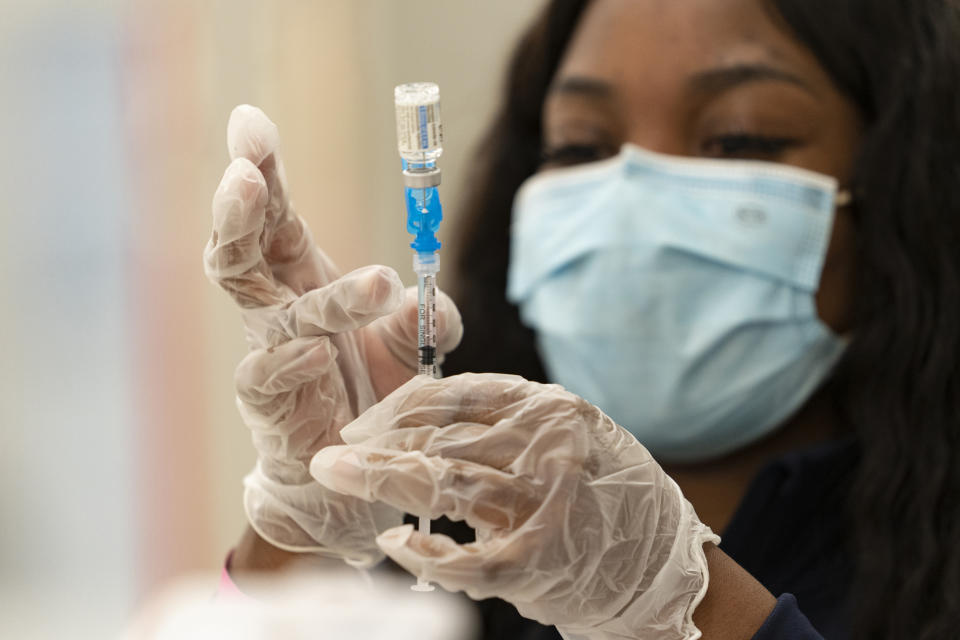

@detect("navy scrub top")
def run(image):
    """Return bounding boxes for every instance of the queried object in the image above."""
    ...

[431,436,859,640]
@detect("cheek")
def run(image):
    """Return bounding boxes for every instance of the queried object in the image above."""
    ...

[815,208,857,333]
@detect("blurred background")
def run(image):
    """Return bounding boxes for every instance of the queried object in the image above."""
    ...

[0,0,545,636]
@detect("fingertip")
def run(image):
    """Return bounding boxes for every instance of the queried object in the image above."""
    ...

[436,291,464,353]
[289,335,340,373]
[308,445,354,486]
[378,529,468,586]
[312,336,339,364]
[352,265,405,314]
[234,336,337,400]
[398,286,420,330]
[376,523,416,552]
[216,157,267,208]
[339,411,396,445]
[210,162,268,265]
[227,104,280,164]
[233,347,261,389]
[372,265,406,311]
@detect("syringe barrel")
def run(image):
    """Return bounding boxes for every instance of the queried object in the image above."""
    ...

[395,83,443,164]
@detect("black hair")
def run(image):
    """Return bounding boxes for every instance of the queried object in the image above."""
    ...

[441,1,588,383]
[443,0,960,638]
[767,1,960,638]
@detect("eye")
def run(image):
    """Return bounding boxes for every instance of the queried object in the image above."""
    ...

[539,143,616,168]
[701,133,799,160]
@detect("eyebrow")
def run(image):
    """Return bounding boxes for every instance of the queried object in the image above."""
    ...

[548,76,615,99]
[688,64,814,96]
[549,64,815,102]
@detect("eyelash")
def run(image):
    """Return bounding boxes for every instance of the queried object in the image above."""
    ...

[539,143,614,167]
[701,133,799,158]
[541,134,799,167]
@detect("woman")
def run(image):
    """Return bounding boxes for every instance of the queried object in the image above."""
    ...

[204,0,960,638]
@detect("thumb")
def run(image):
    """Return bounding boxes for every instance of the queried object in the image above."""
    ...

[370,287,463,369]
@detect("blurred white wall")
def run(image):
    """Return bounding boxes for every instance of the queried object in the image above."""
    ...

[0,1,137,637]
[0,0,545,637]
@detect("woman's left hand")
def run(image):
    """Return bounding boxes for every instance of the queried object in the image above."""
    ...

[310,373,720,640]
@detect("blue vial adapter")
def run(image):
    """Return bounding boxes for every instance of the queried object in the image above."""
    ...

[405,189,442,254]
[401,159,442,254]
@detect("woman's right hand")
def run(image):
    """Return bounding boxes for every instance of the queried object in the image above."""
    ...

[310,373,722,638]
[203,105,463,567]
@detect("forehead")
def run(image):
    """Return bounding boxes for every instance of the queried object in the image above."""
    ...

[558,0,827,93]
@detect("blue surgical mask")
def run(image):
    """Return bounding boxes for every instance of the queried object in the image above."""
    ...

[507,144,849,463]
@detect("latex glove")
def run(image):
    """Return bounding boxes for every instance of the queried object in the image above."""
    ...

[310,373,719,639]
[204,105,463,567]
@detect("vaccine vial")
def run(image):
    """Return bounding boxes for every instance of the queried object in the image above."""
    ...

[395,82,443,165]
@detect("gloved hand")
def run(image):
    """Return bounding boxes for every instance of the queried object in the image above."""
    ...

[310,373,719,639]
[204,105,463,567]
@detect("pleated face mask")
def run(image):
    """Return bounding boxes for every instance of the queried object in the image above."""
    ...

[507,144,849,463]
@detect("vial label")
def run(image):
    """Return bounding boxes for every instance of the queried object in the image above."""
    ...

[396,101,442,154]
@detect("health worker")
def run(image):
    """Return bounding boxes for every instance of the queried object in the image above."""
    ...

[203,1,960,638]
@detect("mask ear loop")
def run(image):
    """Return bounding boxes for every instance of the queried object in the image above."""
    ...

[835,189,853,208]
[833,187,857,343]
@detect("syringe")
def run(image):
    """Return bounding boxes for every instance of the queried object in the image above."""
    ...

[395,82,444,592]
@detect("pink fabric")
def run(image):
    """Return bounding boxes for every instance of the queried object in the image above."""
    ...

[217,550,258,604]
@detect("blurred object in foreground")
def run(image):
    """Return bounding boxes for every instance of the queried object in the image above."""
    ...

[125,568,479,640]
